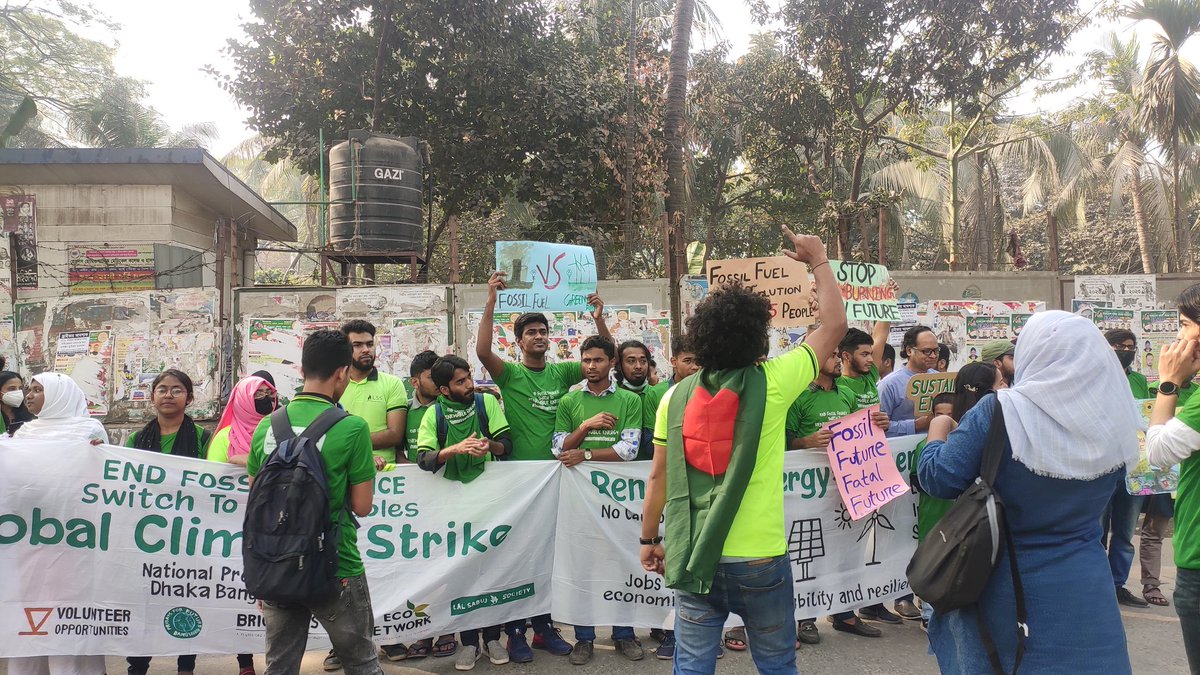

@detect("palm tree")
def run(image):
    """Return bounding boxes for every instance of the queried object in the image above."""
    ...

[662,0,695,322]
[1126,0,1200,270]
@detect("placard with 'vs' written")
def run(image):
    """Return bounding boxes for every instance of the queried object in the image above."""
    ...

[495,241,598,312]
[824,406,909,520]
[705,256,815,327]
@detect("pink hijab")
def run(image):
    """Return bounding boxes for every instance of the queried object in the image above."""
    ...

[215,375,276,458]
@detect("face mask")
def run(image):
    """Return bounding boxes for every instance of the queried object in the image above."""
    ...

[254,397,275,415]
[2,391,24,408]
[1117,350,1136,370]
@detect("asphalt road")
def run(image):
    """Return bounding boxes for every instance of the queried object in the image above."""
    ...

[5,540,1189,675]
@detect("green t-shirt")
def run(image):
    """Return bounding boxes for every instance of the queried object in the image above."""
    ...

[126,425,211,455]
[630,381,669,460]
[785,383,859,443]
[1127,370,1151,399]
[914,438,954,541]
[339,369,409,461]
[654,343,819,558]
[416,393,509,453]
[206,426,232,463]
[493,361,583,461]
[404,396,434,463]
[1179,381,1198,407]
[837,364,880,409]
[246,394,376,578]
[1172,394,1200,569]
[555,384,642,451]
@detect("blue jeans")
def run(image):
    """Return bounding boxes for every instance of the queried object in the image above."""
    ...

[574,625,635,641]
[672,555,796,675]
[1102,483,1146,586]
[1176,567,1200,672]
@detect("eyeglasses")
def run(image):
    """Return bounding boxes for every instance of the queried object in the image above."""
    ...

[1113,344,1137,352]
[914,348,939,357]
[154,386,187,398]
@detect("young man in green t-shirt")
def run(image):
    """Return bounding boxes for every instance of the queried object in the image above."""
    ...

[245,329,381,675]
[614,339,665,460]
[836,323,890,410]
[412,355,511,671]
[786,342,890,643]
[552,335,644,664]
[475,272,611,662]
[340,320,408,467]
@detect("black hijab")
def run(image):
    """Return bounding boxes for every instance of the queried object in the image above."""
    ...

[0,371,34,435]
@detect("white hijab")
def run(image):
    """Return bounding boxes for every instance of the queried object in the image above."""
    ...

[996,310,1140,480]
[14,373,109,444]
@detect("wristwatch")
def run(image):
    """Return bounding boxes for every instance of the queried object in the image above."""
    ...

[583,449,593,461]
[639,536,663,545]
[1160,381,1180,396]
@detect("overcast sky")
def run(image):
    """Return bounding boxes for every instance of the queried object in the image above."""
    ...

[98,0,1183,158]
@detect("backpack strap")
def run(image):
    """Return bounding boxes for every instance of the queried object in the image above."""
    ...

[299,407,350,443]
[474,393,491,440]
[269,408,296,447]
[435,402,448,447]
[979,398,1007,487]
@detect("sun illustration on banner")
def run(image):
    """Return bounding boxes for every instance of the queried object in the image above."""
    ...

[834,504,853,530]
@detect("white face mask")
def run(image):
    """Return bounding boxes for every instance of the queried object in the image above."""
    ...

[2,390,25,408]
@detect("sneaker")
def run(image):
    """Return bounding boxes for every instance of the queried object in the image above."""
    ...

[485,640,509,665]
[832,616,882,637]
[798,620,821,644]
[381,644,408,662]
[1117,586,1150,608]
[322,651,341,672]
[533,627,572,656]
[569,640,594,665]
[455,645,481,671]
[894,598,922,620]
[655,632,676,660]
[858,604,903,624]
[649,628,667,642]
[507,634,534,663]
[615,637,645,661]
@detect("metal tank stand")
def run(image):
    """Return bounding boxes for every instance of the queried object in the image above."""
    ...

[319,249,426,285]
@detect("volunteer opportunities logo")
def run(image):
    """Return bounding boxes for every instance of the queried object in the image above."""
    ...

[163,607,203,639]
[19,608,52,636]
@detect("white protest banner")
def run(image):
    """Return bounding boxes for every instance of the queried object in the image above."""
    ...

[551,438,921,627]
[705,256,815,327]
[495,241,598,312]
[0,441,558,657]
[825,407,909,521]
[831,260,900,322]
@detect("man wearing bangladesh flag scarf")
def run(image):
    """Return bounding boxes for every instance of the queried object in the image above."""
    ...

[639,228,845,674]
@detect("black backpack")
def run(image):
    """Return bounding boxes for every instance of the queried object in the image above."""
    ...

[906,399,1027,674]
[435,393,491,446]
[242,406,350,606]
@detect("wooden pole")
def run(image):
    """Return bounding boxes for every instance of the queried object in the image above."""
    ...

[448,214,461,284]
[877,208,887,266]
[1046,212,1060,272]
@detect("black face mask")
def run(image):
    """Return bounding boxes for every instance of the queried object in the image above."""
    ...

[255,397,275,415]
[1117,350,1136,370]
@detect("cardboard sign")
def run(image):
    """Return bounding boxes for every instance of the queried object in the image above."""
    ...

[825,406,909,520]
[705,255,815,327]
[906,372,956,415]
[495,241,598,312]
[832,260,899,321]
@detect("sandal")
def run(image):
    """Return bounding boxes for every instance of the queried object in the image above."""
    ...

[432,634,459,657]
[406,638,432,660]
[1144,586,1171,607]
[723,628,747,651]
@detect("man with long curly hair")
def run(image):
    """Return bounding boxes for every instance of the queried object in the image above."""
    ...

[637,227,846,674]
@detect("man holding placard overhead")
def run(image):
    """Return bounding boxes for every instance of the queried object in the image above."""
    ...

[475,262,611,664]
[638,226,845,675]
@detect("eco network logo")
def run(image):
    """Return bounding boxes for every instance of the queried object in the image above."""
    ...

[19,608,53,636]
[163,607,203,639]
[381,600,432,632]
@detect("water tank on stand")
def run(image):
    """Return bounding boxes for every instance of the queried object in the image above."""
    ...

[328,131,425,251]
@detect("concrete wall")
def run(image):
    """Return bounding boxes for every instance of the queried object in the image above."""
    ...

[892,271,1063,309]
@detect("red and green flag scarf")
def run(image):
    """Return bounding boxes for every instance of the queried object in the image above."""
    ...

[663,366,767,594]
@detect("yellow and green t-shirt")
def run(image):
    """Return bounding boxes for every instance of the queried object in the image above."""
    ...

[205,426,232,463]
[837,364,880,409]
[493,361,583,460]
[246,393,376,578]
[339,368,409,461]
[654,343,819,558]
